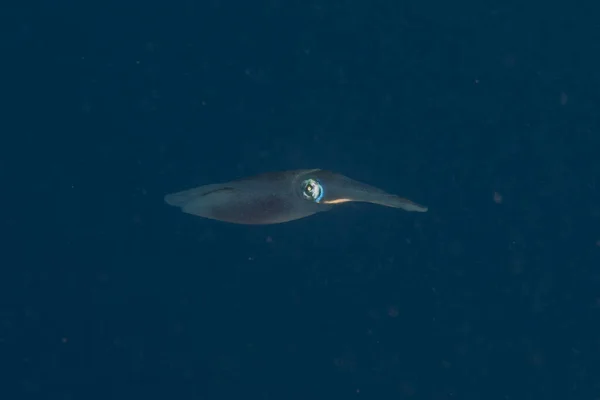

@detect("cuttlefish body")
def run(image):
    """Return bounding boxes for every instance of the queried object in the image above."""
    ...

[164,169,427,225]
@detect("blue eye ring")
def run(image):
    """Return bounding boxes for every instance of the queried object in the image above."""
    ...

[301,178,324,203]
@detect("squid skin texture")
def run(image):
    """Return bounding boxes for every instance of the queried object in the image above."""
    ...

[164,169,428,225]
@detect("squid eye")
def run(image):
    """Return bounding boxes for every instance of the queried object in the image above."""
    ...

[301,179,324,202]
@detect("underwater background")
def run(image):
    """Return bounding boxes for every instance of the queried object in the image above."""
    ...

[3,1,600,399]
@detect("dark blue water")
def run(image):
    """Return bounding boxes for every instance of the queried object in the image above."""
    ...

[3,1,600,399]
